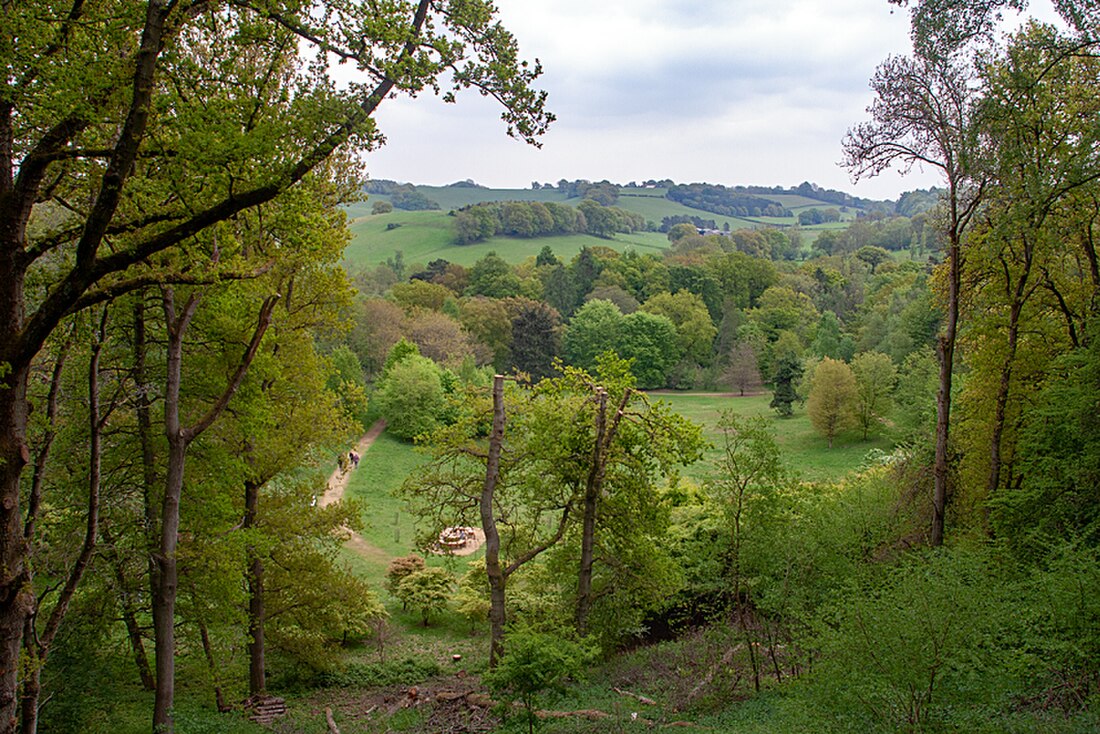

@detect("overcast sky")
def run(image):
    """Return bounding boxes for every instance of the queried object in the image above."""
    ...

[362,0,1053,201]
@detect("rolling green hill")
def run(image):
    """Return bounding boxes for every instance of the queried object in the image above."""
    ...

[343,208,671,269]
[343,182,873,267]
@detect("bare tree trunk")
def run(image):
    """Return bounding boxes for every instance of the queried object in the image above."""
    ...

[932,205,963,547]
[482,376,507,667]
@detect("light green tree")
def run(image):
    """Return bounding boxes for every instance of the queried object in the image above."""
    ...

[616,311,682,389]
[483,627,593,734]
[562,299,624,371]
[373,355,448,440]
[807,358,858,448]
[852,351,897,440]
[641,290,718,366]
[396,567,454,627]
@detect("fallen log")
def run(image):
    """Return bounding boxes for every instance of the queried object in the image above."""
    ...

[613,686,657,705]
[325,706,341,734]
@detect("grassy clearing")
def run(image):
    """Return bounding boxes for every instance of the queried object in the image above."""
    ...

[649,392,894,484]
[342,431,485,580]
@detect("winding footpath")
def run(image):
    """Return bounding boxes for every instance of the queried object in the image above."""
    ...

[318,419,484,563]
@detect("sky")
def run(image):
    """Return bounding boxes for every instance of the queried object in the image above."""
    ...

[361,0,1055,201]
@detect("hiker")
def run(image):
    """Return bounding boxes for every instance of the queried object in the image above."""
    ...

[350,450,360,468]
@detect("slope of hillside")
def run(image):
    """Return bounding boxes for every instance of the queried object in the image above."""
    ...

[343,182,874,268]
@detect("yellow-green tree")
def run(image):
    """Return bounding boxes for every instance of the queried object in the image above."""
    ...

[807,358,858,448]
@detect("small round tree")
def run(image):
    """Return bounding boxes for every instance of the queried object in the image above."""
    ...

[385,555,426,607]
[396,567,454,626]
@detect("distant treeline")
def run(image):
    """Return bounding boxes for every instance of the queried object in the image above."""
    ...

[453,200,645,244]
[666,183,792,218]
[363,179,441,210]
[365,178,944,219]
[659,214,722,233]
[797,208,842,225]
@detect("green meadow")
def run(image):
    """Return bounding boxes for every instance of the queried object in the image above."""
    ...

[343,392,892,582]
[341,184,869,268]
[649,392,894,484]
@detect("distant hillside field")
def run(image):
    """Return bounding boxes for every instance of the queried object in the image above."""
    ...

[343,208,671,268]
[343,183,872,267]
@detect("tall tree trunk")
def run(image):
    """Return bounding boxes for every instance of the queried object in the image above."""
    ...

[244,480,266,695]
[932,191,966,547]
[575,388,607,637]
[481,376,507,667]
[152,289,276,733]
[151,292,195,732]
[21,312,106,734]
[0,293,31,734]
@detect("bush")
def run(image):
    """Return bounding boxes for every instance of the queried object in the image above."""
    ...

[483,627,595,734]
[385,554,426,602]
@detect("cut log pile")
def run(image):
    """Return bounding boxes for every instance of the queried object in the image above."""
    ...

[244,695,287,725]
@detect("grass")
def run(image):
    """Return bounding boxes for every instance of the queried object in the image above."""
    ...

[340,184,873,269]
[342,431,485,581]
[342,207,671,269]
[649,392,895,484]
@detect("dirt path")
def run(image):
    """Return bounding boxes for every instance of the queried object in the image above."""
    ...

[321,420,484,563]
[319,419,388,509]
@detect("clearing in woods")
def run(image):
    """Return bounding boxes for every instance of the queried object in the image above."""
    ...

[319,420,484,564]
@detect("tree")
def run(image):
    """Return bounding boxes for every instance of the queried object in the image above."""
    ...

[402,375,576,665]
[508,299,561,380]
[404,309,476,367]
[844,49,986,545]
[723,342,763,396]
[459,296,514,370]
[373,355,448,440]
[770,355,803,418]
[467,251,523,298]
[396,568,453,627]
[852,351,898,440]
[349,299,406,379]
[483,627,592,734]
[706,413,788,691]
[807,358,858,448]
[616,312,681,389]
[641,290,718,366]
[371,200,393,215]
[385,555,427,604]
[856,245,892,274]
[0,3,551,727]
[390,280,454,312]
[562,300,624,372]
[811,311,845,360]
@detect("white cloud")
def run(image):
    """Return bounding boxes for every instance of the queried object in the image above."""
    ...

[364,0,1062,199]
